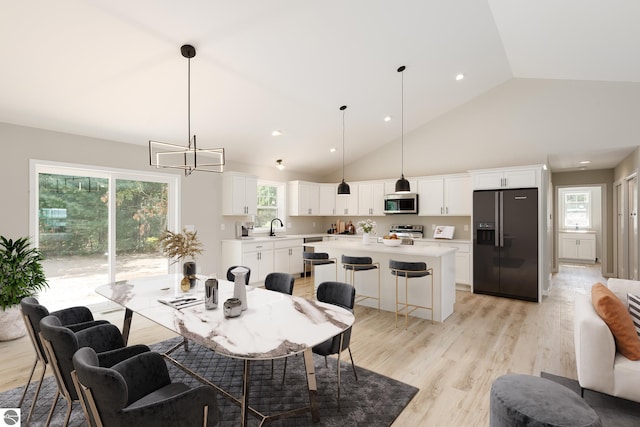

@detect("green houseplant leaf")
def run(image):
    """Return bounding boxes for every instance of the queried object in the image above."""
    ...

[0,236,49,311]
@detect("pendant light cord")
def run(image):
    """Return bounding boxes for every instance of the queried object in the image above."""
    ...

[401,67,404,178]
[342,107,346,180]
[187,56,191,149]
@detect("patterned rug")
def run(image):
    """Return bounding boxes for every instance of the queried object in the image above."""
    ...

[541,372,640,427]
[1,337,418,426]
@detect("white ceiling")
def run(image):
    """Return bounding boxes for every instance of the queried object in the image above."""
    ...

[1,0,639,175]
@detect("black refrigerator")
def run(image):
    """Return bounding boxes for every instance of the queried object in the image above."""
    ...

[473,188,538,302]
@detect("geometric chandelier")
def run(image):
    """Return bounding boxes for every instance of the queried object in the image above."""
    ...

[149,44,225,175]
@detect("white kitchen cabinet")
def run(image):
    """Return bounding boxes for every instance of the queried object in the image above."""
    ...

[221,240,274,284]
[222,172,257,216]
[417,174,471,216]
[273,239,304,276]
[335,185,358,216]
[357,181,385,216]
[288,181,320,216]
[559,232,596,263]
[413,240,471,286]
[319,183,337,216]
[470,166,540,190]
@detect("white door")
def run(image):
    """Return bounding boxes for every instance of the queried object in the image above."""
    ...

[628,175,638,280]
[616,182,625,278]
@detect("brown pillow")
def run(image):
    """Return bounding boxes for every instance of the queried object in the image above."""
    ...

[592,283,640,361]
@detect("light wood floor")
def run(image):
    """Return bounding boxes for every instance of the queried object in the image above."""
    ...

[0,263,605,426]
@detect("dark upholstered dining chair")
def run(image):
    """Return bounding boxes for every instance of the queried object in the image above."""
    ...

[313,281,358,410]
[264,272,295,295]
[73,347,220,427]
[39,315,150,427]
[226,265,251,285]
[264,272,296,381]
[19,297,110,425]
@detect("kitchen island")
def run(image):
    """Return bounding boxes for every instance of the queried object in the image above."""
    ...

[305,240,457,322]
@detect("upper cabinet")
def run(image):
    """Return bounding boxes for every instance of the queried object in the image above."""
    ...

[288,181,320,216]
[222,172,257,216]
[335,185,359,216]
[318,183,337,216]
[417,174,471,216]
[357,181,385,216]
[470,166,541,190]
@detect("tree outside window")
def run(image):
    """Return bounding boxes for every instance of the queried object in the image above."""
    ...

[564,191,590,229]
[255,181,284,231]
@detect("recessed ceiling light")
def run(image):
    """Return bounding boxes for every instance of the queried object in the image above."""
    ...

[384,116,392,122]
[329,147,337,153]
[272,130,282,136]
[455,73,464,81]
[579,160,591,164]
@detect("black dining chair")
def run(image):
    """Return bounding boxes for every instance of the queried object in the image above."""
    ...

[19,297,110,425]
[226,265,251,285]
[264,272,296,382]
[264,272,295,295]
[313,281,358,410]
[39,315,150,427]
[73,347,220,427]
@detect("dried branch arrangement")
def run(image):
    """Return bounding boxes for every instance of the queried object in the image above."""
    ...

[159,229,203,264]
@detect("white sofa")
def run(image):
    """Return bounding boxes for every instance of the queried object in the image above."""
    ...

[573,278,640,402]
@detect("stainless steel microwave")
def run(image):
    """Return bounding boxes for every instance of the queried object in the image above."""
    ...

[383,193,418,214]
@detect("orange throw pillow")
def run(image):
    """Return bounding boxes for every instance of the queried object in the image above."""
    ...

[592,282,640,361]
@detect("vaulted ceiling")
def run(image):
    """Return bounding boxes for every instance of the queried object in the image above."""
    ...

[1,1,639,174]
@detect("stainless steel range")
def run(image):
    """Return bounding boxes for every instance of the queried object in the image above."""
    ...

[389,224,424,239]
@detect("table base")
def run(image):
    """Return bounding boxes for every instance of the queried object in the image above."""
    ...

[162,347,320,426]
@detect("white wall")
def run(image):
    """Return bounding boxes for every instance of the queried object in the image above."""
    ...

[325,78,640,182]
[0,122,322,278]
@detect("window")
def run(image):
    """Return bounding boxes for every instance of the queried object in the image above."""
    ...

[563,190,590,229]
[255,180,285,232]
[31,160,179,309]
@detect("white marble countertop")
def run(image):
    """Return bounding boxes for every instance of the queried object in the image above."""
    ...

[306,240,457,257]
[559,230,596,234]
[96,274,354,360]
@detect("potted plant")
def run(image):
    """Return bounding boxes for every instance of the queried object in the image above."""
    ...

[159,228,203,291]
[0,236,48,341]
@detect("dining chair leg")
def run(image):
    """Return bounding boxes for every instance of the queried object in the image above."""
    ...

[336,334,344,411]
[324,356,328,368]
[281,357,288,385]
[45,392,60,427]
[347,347,358,381]
[19,358,38,406]
[25,363,47,424]
[62,400,73,427]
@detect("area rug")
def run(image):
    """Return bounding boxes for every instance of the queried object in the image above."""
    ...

[541,372,640,427]
[1,337,418,426]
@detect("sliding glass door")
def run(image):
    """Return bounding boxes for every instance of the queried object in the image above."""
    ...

[32,161,178,309]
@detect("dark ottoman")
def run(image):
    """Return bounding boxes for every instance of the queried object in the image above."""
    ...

[490,374,601,427]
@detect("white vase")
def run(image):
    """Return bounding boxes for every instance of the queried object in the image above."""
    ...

[0,305,27,341]
[362,232,371,245]
[231,266,249,311]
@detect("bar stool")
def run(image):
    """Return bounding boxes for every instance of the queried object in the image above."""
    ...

[303,251,337,280]
[389,260,433,328]
[341,255,380,310]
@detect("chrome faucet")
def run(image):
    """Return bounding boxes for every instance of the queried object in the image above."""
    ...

[270,218,284,236]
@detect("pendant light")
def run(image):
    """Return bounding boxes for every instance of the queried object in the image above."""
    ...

[149,44,225,175]
[337,105,351,195]
[395,65,411,193]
